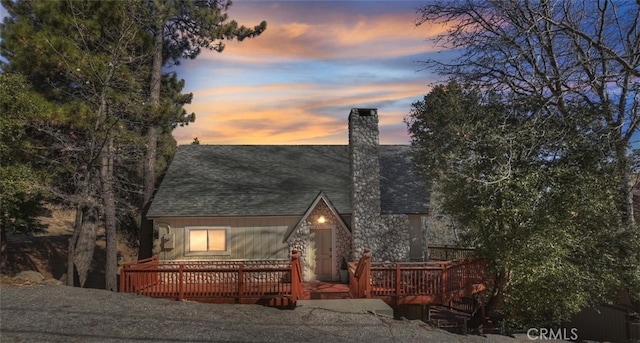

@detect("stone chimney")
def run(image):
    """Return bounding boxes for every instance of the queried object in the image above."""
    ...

[348,108,382,260]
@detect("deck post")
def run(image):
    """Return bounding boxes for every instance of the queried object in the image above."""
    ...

[290,250,302,302]
[238,264,244,303]
[178,264,184,301]
[481,291,486,333]
[351,249,372,298]
[395,263,401,298]
[440,264,447,303]
[465,258,472,295]
[119,265,126,293]
[363,249,371,298]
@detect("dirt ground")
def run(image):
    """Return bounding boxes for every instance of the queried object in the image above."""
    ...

[2,205,139,288]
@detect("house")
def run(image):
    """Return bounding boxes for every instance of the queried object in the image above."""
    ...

[146,108,430,282]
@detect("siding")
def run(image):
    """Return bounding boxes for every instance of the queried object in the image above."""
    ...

[154,216,299,261]
[568,305,640,342]
[408,215,426,261]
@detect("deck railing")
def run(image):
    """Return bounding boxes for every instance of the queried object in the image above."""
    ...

[348,252,487,305]
[120,250,304,305]
[428,245,476,261]
[348,249,372,298]
[120,256,160,292]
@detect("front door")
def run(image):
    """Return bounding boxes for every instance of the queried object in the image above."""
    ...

[310,228,333,281]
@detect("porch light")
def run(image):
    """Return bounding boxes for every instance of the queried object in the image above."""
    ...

[317,216,326,224]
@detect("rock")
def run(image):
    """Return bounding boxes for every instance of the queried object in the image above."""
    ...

[14,271,45,283]
[43,278,64,286]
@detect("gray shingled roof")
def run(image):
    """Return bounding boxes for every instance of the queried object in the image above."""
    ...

[147,145,429,218]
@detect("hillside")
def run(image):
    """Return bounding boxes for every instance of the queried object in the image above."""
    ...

[2,205,138,288]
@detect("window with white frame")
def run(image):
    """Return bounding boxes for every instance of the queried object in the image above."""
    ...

[186,227,229,255]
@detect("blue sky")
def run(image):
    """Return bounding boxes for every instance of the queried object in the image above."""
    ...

[168,0,447,145]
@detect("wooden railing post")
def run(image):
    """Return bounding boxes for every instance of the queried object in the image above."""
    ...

[238,264,244,303]
[179,264,184,301]
[290,250,302,301]
[465,258,472,295]
[362,249,371,298]
[350,249,371,298]
[119,265,126,292]
[395,263,401,297]
[441,264,447,303]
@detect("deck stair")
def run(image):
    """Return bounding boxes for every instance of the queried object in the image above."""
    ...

[427,305,473,334]
[303,282,350,300]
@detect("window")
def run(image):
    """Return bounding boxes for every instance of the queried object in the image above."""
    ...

[186,227,229,255]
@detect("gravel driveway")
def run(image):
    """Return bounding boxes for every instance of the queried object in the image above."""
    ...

[1,284,528,343]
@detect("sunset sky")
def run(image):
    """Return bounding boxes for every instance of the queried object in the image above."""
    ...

[169,0,450,145]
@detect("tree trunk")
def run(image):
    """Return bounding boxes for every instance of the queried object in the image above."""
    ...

[0,156,5,273]
[616,143,635,228]
[0,213,7,274]
[74,205,97,287]
[66,206,83,286]
[469,270,509,332]
[68,165,93,287]
[102,137,118,291]
[138,22,163,260]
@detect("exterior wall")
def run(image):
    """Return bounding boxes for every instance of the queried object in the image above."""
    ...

[377,214,410,261]
[568,305,640,342]
[342,213,424,262]
[153,216,296,261]
[287,199,351,281]
[409,215,428,261]
[349,108,383,260]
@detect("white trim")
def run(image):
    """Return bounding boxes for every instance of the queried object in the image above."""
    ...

[184,226,231,256]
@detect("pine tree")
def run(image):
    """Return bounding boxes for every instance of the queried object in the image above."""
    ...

[1,0,151,289]
[135,0,266,258]
[0,74,52,273]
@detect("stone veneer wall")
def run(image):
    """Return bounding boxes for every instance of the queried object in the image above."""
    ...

[287,199,351,281]
[349,108,383,260]
[379,214,410,261]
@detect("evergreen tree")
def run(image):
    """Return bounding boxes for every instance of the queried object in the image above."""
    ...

[0,74,52,273]
[414,0,640,326]
[407,82,638,328]
[1,0,152,289]
[136,0,266,258]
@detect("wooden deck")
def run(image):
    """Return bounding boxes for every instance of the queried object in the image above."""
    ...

[120,251,304,307]
[348,250,487,306]
[120,248,487,309]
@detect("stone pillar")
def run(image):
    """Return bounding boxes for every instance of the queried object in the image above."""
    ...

[349,108,382,260]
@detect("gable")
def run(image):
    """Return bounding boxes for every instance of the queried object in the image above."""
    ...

[283,191,350,243]
[147,145,428,218]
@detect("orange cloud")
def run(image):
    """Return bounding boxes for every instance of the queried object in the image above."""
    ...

[172,1,445,146]
[173,79,432,145]
[194,5,448,64]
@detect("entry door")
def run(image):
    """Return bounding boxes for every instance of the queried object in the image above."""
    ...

[311,229,333,281]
